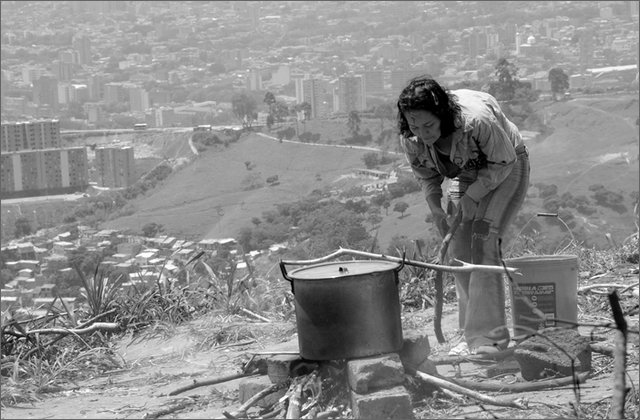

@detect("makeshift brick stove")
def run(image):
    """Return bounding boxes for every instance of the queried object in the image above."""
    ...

[237,330,438,419]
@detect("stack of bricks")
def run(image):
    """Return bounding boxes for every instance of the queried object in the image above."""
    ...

[347,330,436,420]
[238,330,437,419]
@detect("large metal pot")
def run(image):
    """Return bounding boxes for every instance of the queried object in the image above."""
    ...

[280,259,404,360]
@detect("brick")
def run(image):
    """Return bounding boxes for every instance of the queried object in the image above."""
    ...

[351,385,414,419]
[514,327,592,381]
[238,376,286,408]
[347,353,405,394]
[267,354,302,384]
[398,330,434,375]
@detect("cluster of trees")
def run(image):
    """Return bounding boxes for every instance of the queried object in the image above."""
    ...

[362,151,398,169]
[236,194,375,257]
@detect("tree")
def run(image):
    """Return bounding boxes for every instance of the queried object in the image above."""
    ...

[382,199,391,215]
[373,103,395,131]
[142,222,164,237]
[548,67,570,101]
[489,58,518,101]
[231,93,257,128]
[263,91,276,109]
[362,152,380,169]
[347,110,361,137]
[14,217,32,238]
[300,102,311,120]
[393,201,410,218]
[266,114,274,130]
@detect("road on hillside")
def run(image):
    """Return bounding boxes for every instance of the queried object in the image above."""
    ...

[255,132,402,155]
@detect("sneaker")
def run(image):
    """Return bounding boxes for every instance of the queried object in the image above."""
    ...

[448,341,470,356]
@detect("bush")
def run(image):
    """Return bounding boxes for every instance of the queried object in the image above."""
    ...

[537,183,558,199]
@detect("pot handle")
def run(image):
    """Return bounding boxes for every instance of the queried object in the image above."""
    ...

[393,252,406,284]
[279,260,295,294]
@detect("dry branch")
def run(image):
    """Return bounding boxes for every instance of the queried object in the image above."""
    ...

[430,348,515,365]
[143,398,197,419]
[239,307,271,323]
[450,371,590,392]
[285,383,303,419]
[281,248,518,274]
[217,381,287,419]
[22,322,120,336]
[169,372,259,396]
[608,290,628,419]
[415,371,528,409]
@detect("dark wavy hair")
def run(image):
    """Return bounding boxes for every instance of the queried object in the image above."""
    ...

[396,75,461,139]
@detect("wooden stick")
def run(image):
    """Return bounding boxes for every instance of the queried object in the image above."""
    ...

[434,209,463,343]
[168,372,258,396]
[143,399,196,419]
[285,383,303,419]
[431,348,515,365]
[23,322,120,336]
[608,290,628,419]
[450,371,590,393]
[217,382,287,419]
[281,248,518,274]
[415,371,528,409]
[239,308,271,323]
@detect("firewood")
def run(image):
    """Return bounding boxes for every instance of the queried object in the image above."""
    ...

[217,382,288,419]
[168,372,259,396]
[415,371,528,409]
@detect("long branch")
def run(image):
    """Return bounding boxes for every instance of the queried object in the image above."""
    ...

[281,248,518,274]
[608,290,628,419]
[168,372,258,396]
[415,371,528,409]
[23,322,120,336]
[450,371,590,393]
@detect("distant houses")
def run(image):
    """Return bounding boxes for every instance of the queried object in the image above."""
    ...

[0,226,280,316]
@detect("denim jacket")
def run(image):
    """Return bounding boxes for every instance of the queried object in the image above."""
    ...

[400,89,525,203]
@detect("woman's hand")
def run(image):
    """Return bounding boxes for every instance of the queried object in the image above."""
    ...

[459,195,478,221]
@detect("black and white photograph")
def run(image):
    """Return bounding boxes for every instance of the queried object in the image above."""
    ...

[1,1,638,419]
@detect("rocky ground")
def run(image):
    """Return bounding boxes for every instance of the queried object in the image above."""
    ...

[2,293,638,420]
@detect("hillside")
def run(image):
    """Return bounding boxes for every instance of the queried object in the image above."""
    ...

[101,133,370,240]
[100,93,639,251]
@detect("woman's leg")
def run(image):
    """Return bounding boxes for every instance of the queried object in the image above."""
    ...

[447,179,472,331]
[464,154,530,351]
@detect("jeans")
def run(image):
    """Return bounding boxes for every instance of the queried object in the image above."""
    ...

[447,148,530,350]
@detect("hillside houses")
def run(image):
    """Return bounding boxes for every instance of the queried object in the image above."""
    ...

[0,226,264,316]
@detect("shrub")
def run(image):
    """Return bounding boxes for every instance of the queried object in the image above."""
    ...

[537,183,558,199]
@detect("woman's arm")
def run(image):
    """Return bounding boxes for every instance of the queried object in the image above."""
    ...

[464,117,518,203]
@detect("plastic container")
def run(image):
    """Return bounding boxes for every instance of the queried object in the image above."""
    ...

[505,255,579,338]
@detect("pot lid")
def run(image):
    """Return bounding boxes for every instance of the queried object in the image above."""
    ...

[287,260,401,280]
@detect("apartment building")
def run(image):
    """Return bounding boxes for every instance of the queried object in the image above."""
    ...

[94,146,136,188]
[336,75,366,113]
[0,146,89,198]
[362,70,385,94]
[1,120,61,152]
[302,78,332,118]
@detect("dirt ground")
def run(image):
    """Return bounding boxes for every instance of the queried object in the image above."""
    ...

[2,301,638,420]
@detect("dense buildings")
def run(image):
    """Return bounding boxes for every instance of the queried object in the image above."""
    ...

[94,146,136,188]
[1,120,61,152]
[1,1,637,129]
[0,146,89,198]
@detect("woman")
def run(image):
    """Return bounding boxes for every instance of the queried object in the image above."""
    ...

[397,75,530,355]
